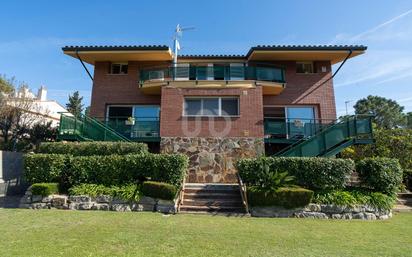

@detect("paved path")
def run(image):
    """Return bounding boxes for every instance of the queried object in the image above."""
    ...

[0,195,22,208]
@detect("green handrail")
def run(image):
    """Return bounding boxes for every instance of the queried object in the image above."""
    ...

[57,112,130,142]
[277,115,373,157]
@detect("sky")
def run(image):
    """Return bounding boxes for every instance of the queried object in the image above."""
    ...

[1,0,412,116]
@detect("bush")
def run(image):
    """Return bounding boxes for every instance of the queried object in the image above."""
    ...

[356,157,403,195]
[237,157,354,190]
[247,187,313,208]
[312,189,396,210]
[68,183,140,202]
[24,153,188,191]
[141,181,177,200]
[24,154,66,183]
[31,183,59,196]
[38,141,148,156]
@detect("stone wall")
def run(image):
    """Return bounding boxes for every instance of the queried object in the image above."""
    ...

[19,188,176,214]
[0,151,27,196]
[160,137,264,183]
[250,204,392,220]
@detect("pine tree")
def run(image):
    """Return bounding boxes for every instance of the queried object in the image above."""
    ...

[66,91,84,117]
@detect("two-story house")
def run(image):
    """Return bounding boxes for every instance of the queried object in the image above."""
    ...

[62,44,368,183]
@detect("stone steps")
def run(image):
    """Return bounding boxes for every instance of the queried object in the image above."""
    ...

[179,183,245,214]
[395,192,412,211]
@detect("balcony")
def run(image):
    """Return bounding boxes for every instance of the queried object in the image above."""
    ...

[101,117,160,142]
[139,64,286,95]
[264,117,335,143]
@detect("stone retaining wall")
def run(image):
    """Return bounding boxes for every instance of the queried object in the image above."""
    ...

[160,137,264,183]
[251,203,392,220]
[19,189,176,214]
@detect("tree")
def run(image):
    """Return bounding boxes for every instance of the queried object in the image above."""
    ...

[28,121,57,150]
[354,95,406,129]
[66,91,84,117]
[0,75,14,94]
[407,112,412,129]
[84,106,91,116]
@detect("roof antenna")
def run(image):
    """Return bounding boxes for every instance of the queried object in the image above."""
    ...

[173,24,195,65]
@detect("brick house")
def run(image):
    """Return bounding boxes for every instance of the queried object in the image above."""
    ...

[62,45,367,183]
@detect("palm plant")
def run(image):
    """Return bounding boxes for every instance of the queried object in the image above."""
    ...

[257,163,295,193]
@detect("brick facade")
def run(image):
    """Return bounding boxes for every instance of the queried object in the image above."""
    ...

[159,86,264,138]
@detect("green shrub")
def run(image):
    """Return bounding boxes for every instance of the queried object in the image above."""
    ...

[68,183,112,197]
[38,141,148,156]
[24,153,188,191]
[31,183,59,196]
[356,157,403,195]
[247,187,313,208]
[312,189,396,210]
[141,181,177,200]
[24,154,67,183]
[68,183,140,202]
[237,157,354,190]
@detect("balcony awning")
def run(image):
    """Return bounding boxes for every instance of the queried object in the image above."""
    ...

[246,45,367,64]
[62,45,173,65]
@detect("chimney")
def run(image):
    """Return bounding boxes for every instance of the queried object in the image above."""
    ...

[37,85,47,101]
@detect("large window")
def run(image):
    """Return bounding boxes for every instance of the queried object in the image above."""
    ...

[184,97,239,116]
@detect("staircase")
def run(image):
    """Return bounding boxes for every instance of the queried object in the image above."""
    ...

[276,115,374,157]
[394,193,412,212]
[179,183,246,214]
[57,112,130,142]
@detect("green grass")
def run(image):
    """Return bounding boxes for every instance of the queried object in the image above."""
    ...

[0,210,411,257]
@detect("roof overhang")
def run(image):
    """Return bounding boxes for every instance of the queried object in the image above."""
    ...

[62,45,173,65]
[247,45,367,64]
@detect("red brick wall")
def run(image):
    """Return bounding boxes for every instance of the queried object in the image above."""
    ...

[159,87,264,137]
[90,61,163,118]
[263,61,337,121]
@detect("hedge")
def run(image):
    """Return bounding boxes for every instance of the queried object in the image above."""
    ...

[37,142,148,156]
[24,153,188,191]
[356,157,403,195]
[247,187,313,208]
[24,154,67,183]
[141,181,177,200]
[31,183,59,196]
[236,157,355,191]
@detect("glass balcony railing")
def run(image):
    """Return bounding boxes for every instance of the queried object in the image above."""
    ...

[96,117,160,141]
[264,117,335,140]
[139,65,285,84]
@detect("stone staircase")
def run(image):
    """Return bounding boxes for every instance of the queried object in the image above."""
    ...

[179,183,246,214]
[394,193,412,212]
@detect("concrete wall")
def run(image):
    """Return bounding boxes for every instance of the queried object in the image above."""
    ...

[0,151,27,196]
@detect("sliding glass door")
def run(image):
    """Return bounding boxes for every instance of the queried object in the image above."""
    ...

[286,107,315,138]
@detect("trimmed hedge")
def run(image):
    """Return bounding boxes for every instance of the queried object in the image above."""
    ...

[24,154,66,183]
[141,181,177,200]
[24,153,188,191]
[356,157,403,195]
[37,142,148,156]
[247,187,313,208]
[31,183,59,196]
[236,157,355,190]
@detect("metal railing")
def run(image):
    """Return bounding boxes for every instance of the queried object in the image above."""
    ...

[277,115,374,157]
[139,64,285,84]
[264,117,335,139]
[58,113,130,142]
[95,116,160,141]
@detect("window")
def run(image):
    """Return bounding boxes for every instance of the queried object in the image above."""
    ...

[296,62,314,74]
[111,63,128,74]
[184,97,239,116]
[229,63,245,80]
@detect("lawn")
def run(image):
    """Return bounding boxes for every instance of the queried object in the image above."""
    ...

[0,209,411,257]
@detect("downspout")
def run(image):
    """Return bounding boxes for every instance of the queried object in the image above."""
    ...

[75,50,94,81]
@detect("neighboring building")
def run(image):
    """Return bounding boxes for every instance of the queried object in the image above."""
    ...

[62,44,367,183]
[10,86,68,127]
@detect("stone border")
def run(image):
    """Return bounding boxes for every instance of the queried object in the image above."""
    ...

[250,203,392,220]
[19,189,177,214]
